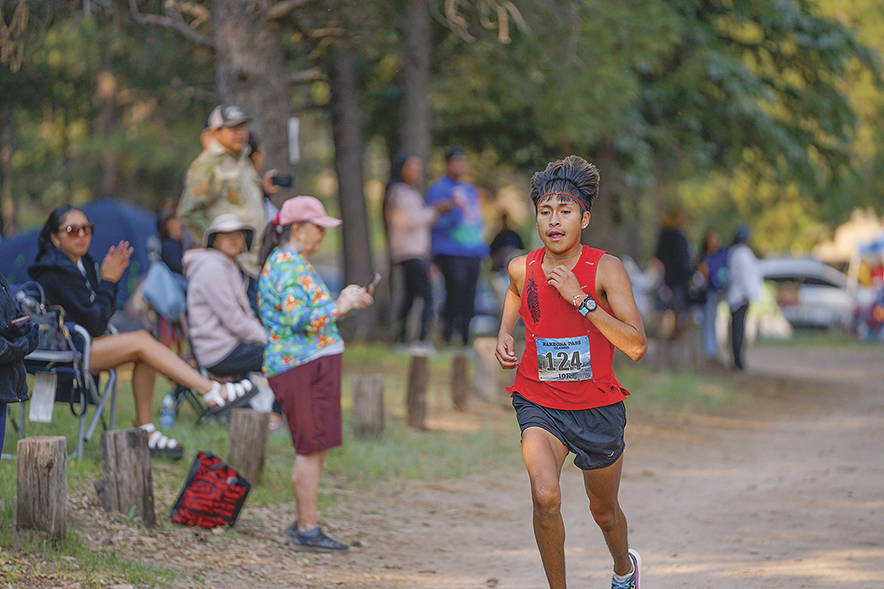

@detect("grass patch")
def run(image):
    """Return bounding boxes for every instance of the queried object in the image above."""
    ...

[0,476,175,588]
[756,328,868,349]
[617,363,737,414]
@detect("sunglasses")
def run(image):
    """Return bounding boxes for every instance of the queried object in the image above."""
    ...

[59,224,94,237]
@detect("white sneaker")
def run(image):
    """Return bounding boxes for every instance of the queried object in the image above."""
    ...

[611,549,641,589]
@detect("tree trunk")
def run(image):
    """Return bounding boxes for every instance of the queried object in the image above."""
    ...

[450,353,469,412]
[98,429,156,527]
[400,0,431,171]
[16,437,67,538]
[226,409,270,486]
[328,52,378,340]
[351,374,385,437]
[586,142,626,256]
[212,0,294,193]
[97,53,118,199]
[405,352,429,430]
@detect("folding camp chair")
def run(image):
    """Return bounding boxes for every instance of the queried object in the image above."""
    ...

[139,253,265,426]
[10,283,118,459]
[139,259,216,425]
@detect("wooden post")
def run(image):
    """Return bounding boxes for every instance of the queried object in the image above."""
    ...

[98,429,156,527]
[17,436,67,538]
[226,409,270,486]
[472,337,500,402]
[352,374,385,437]
[406,351,429,430]
[451,353,469,412]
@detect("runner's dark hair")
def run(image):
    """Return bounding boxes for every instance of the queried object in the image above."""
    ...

[529,155,600,213]
[36,205,81,261]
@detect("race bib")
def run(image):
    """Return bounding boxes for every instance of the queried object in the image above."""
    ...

[536,336,592,382]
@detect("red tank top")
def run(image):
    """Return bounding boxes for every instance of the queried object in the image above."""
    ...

[506,245,630,410]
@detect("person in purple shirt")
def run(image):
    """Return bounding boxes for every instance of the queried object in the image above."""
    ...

[426,148,490,347]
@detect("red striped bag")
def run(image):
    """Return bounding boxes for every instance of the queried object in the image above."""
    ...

[170,451,251,529]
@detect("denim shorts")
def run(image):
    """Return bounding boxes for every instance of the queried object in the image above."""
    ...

[512,393,626,470]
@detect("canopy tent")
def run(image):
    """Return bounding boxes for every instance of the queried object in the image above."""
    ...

[0,199,159,304]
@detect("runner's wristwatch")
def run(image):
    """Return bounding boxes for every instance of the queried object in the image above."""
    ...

[577,295,597,316]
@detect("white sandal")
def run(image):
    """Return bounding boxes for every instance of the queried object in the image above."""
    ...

[140,423,184,460]
[203,379,257,416]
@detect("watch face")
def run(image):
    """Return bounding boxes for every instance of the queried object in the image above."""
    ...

[582,296,597,312]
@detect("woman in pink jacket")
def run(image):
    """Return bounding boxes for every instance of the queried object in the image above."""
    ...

[183,214,267,377]
[382,153,453,345]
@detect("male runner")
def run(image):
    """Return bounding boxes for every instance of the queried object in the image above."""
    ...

[495,155,647,589]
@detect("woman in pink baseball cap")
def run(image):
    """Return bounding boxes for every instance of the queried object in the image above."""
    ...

[256,196,374,553]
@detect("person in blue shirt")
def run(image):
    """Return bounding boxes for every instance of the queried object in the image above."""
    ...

[426,148,490,346]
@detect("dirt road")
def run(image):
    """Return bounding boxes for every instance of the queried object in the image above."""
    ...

[330,344,883,589]
[63,344,884,589]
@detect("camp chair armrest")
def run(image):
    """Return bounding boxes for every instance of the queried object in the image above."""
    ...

[24,349,78,363]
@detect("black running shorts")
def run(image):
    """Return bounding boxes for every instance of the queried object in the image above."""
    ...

[512,392,626,470]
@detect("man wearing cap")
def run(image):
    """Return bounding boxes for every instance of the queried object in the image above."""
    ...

[426,148,490,347]
[178,104,275,280]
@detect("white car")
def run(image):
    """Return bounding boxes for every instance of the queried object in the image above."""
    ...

[758,256,864,329]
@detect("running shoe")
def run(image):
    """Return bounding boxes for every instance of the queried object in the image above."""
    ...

[287,525,349,553]
[611,548,641,589]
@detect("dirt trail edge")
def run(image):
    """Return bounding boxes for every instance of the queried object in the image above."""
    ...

[344,345,884,589]
[66,344,884,589]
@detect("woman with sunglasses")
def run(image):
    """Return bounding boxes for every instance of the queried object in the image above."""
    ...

[28,206,257,459]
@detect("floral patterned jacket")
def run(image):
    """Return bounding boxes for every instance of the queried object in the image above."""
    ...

[258,247,344,377]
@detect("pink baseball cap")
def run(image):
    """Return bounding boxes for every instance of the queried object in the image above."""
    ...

[278,196,342,228]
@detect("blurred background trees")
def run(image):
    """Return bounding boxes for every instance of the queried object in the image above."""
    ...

[1,0,882,266]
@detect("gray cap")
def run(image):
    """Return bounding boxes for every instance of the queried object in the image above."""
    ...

[207,104,251,129]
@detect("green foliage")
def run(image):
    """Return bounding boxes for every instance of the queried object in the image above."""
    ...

[428,0,679,171]
[420,0,881,255]
[639,0,878,188]
[3,11,212,229]
[2,0,883,258]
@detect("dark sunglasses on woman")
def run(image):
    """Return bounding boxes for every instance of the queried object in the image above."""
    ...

[60,223,94,237]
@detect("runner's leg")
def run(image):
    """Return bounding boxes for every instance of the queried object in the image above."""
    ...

[521,426,571,589]
[582,455,632,575]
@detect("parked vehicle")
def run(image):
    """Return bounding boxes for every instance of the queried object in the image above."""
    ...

[758,256,869,329]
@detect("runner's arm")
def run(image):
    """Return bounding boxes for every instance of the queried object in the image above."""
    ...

[590,254,647,361]
[495,255,526,369]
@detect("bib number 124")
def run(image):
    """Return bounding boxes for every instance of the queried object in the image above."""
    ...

[543,350,582,372]
[536,336,592,381]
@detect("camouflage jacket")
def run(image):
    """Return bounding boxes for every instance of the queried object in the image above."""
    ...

[178,138,266,277]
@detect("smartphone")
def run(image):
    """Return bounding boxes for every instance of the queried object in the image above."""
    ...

[364,273,381,291]
[271,174,293,188]
[5,315,29,329]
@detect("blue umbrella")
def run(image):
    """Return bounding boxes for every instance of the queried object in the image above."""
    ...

[0,199,159,304]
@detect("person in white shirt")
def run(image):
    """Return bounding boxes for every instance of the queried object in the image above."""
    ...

[726,225,762,370]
